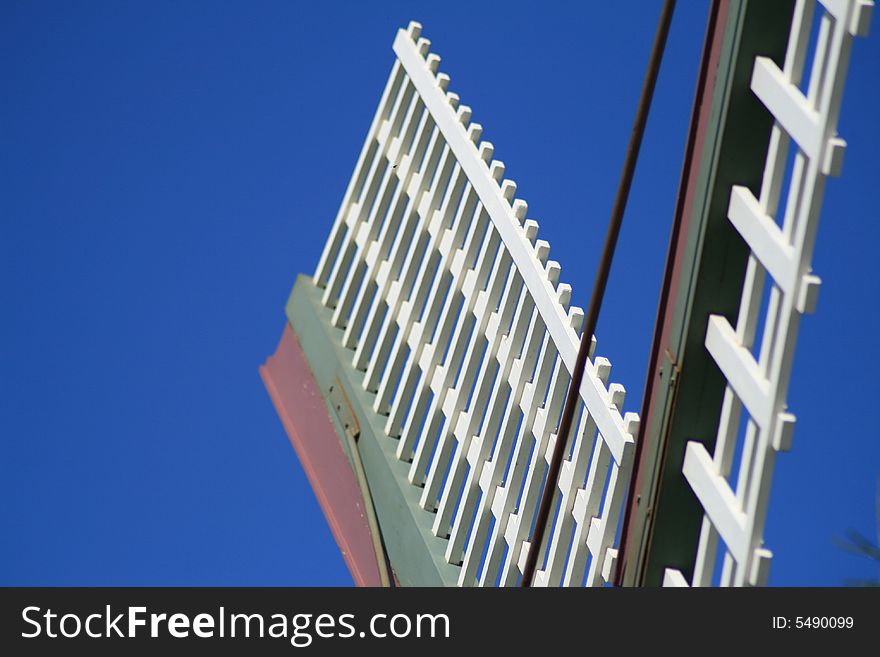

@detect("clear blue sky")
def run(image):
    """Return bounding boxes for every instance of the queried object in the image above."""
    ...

[2,1,877,586]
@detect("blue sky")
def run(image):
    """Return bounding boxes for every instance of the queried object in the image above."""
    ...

[1,1,877,586]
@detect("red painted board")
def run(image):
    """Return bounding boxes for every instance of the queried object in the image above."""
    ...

[260,323,382,587]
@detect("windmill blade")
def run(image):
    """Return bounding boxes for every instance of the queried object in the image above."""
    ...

[265,20,637,587]
[263,0,872,588]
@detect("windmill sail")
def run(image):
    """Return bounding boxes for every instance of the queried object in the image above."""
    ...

[263,0,872,587]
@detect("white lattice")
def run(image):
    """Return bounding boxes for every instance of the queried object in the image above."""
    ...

[313,22,638,587]
[664,0,872,588]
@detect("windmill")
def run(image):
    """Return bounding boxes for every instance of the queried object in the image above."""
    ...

[261,0,873,587]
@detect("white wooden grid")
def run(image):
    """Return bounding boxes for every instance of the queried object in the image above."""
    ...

[312,22,638,587]
[664,0,872,587]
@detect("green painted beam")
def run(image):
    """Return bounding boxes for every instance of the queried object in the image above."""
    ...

[286,274,461,587]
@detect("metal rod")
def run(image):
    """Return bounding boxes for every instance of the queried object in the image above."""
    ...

[521,0,677,587]
[343,426,393,587]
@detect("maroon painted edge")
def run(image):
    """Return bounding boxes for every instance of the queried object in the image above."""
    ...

[615,0,731,584]
[260,323,382,587]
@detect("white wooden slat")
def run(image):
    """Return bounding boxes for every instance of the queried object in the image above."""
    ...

[820,0,874,35]
[851,0,874,36]
[691,382,747,586]
[751,57,822,162]
[704,315,771,430]
[727,186,797,295]
[691,515,722,587]
[663,569,690,587]
[602,549,619,583]
[682,441,748,564]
